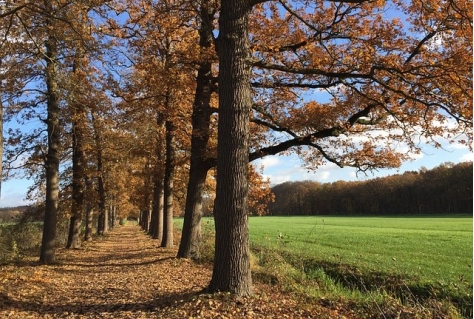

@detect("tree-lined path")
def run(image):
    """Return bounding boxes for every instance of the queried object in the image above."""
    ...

[0,225,339,318]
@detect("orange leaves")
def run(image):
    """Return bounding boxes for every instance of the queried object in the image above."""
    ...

[248,165,275,216]
[0,225,351,318]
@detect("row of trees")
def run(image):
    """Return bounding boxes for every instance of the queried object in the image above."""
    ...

[1,0,472,296]
[270,162,473,216]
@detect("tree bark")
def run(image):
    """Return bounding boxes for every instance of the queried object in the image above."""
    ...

[84,205,94,241]
[208,0,253,296]
[103,206,109,233]
[149,175,164,240]
[161,119,176,248]
[177,1,215,259]
[66,57,87,248]
[84,176,93,241]
[40,14,60,264]
[92,112,107,235]
[151,116,165,240]
[152,177,164,240]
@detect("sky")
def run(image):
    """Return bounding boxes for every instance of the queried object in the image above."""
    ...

[1,139,472,208]
[255,144,473,186]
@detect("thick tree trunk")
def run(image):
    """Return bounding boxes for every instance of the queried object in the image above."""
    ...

[142,210,150,232]
[66,214,82,248]
[208,0,253,296]
[66,89,86,248]
[177,166,208,258]
[177,1,214,259]
[161,119,176,248]
[84,205,93,241]
[40,26,61,264]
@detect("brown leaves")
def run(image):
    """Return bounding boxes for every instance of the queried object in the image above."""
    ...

[0,225,347,318]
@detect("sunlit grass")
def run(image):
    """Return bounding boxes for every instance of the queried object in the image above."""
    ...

[247,216,472,316]
[249,216,472,285]
[181,215,472,316]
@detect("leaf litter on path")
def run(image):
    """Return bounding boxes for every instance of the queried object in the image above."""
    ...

[0,225,348,318]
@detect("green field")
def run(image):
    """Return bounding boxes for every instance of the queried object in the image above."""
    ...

[195,215,472,316]
[247,216,473,315]
[249,216,472,283]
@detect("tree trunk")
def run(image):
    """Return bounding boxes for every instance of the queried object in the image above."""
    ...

[66,69,86,248]
[161,119,176,248]
[151,116,165,240]
[153,179,164,241]
[103,206,109,233]
[84,177,93,241]
[84,205,93,241]
[208,0,253,296]
[177,1,214,259]
[40,22,61,264]
[92,112,107,235]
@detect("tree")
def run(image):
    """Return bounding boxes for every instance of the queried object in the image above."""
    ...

[208,0,254,296]
[248,165,274,216]
[178,0,218,259]
[211,0,472,295]
[39,0,62,264]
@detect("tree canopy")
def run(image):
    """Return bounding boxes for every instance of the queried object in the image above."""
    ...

[0,0,472,295]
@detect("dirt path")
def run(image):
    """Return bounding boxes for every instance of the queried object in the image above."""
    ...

[0,225,340,318]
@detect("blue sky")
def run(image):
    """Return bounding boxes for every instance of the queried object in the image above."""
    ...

[253,142,473,186]
[1,141,472,208]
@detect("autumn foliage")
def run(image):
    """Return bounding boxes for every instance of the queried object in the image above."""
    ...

[1,0,472,299]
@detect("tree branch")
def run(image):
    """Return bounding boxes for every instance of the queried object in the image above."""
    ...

[404,31,437,65]
[251,59,374,79]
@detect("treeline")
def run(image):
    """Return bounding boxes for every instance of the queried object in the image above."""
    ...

[270,162,473,216]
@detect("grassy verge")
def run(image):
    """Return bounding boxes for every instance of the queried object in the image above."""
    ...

[177,216,472,318]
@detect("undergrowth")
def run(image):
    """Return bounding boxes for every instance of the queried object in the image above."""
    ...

[0,223,43,262]
[249,245,469,318]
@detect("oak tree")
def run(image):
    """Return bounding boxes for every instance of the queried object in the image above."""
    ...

[212,0,472,295]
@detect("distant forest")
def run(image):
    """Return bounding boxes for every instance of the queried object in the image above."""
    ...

[269,162,473,216]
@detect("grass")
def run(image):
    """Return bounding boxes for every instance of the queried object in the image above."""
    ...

[185,215,472,317]
[249,216,472,284]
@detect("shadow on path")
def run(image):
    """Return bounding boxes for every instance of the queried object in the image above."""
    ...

[0,225,211,318]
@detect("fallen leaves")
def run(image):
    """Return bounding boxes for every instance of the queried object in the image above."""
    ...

[0,225,349,318]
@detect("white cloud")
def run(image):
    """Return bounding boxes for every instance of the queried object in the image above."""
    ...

[259,155,280,168]
[318,171,330,180]
[460,152,474,162]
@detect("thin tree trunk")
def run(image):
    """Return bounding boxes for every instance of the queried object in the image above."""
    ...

[161,119,176,248]
[154,180,164,241]
[92,112,107,235]
[177,0,215,259]
[208,0,253,296]
[40,19,61,264]
[151,116,165,240]
[84,176,93,241]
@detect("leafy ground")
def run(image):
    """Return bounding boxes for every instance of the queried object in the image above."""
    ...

[0,224,353,318]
